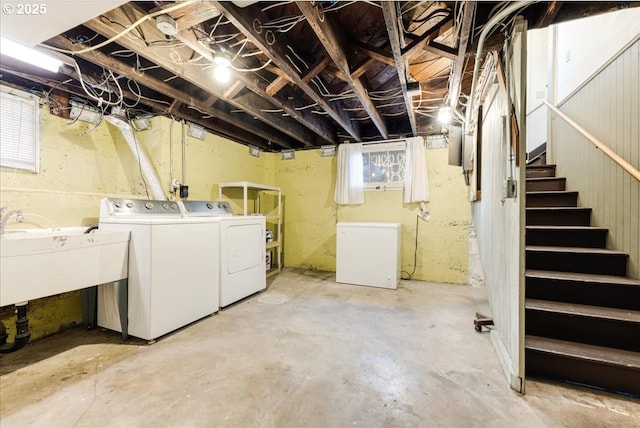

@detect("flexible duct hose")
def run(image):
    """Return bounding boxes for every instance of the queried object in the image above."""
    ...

[105,115,167,201]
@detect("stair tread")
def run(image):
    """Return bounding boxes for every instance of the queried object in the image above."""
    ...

[526,336,640,368]
[526,298,640,322]
[526,164,557,169]
[526,226,607,231]
[526,177,565,181]
[526,207,591,211]
[526,269,640,286]
[526,191,578,195]
[526,245,628,255]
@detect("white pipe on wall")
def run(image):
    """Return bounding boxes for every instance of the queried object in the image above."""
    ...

[105,115,167,201]
[465,0,537,133]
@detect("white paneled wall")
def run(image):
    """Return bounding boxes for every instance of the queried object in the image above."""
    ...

[554,38,640,278]
[470,20,527,392]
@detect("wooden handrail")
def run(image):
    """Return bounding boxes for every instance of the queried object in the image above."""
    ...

[544,100,640,182]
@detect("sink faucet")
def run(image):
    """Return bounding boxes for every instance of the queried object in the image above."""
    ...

[0,207,24,234]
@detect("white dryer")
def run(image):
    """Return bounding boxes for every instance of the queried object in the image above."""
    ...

[98,198,220,341]
[218,215,266,307]
[180,201,266,307]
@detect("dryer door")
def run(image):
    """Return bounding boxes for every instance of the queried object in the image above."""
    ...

[226,222,264,273]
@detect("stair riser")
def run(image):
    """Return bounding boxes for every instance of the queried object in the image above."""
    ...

[526,350,640,396]
[526,251,627,276]
[526,277,640,310]
[526,210,591,226]
[526,179,566,192]
[525,229,607,248]
[526,167,556,178]
[526,193,578,208]
[526,309,640,352]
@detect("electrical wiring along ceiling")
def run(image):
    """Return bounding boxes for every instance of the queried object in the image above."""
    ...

[0,1,635,151]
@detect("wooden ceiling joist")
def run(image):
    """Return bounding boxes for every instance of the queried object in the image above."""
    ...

[46,34,292,150]
[214,1,360,142]
[297,1,389,139]
[84,3,308,147]
[382,1,417,135]
[401,12,453,59]
[448,1,476,112]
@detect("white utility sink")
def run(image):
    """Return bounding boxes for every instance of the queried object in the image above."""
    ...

[0,227,129,307]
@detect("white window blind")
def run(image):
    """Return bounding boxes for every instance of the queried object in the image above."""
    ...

[0,86,40,172]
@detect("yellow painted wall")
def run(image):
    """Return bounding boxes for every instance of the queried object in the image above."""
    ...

[0,105,269,341]
[1,97,470,343]
[277,147,470,283]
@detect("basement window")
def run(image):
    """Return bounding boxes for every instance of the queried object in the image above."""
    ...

[0,85,40,173]
[362,141,406,190]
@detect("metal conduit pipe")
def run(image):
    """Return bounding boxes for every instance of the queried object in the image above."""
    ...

[464,0,538,133]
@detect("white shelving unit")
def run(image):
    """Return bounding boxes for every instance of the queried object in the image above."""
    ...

[218,181,282,277]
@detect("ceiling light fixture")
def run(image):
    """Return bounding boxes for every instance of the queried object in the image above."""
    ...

[248,145,261,157]
[131,116,152,131]
[0,37,63,73]
[187,122,206,140]
[437,106,452,124]
[70,100,102,125]
[156,15,178,36]
[213,55,231,83]
[281,149,295,160]
[320,145,336,157]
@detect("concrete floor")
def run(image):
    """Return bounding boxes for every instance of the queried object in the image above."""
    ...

[1,268,638,427]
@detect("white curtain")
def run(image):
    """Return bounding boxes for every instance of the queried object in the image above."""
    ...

[334,143,364,205]
[403,136,430,203]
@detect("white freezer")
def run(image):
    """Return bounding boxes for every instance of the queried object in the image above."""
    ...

[336,222,402,289]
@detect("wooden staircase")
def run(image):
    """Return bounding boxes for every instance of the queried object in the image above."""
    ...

[524,163,640,396]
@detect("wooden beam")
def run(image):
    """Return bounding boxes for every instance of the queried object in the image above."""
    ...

[448,1,476,112]
[351,40,395,67]
[382,1,417,135]
[401,13,453,59]
[297,1,388,139]
[351,57,377,79]
[423,41,458,60]
[169,99,182,115]
[224,80,246,99]
[214,1,359,141]
[301,55,332,83]
[169,26,318,146]
[266,76,288,96]
[535,2,563,27]
[174,3,222,29]
[85,3,306,147]
[46,34,293,149]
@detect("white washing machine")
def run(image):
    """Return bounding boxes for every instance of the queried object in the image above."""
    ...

[98,198,220,341]
[219,215,266,307]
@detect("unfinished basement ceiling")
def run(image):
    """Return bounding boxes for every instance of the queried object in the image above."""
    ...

[0,1,637,151]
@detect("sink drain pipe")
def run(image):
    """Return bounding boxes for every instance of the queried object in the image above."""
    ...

[0,303,31,353]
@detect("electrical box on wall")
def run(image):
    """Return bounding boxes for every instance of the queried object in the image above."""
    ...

[503,178,517,199]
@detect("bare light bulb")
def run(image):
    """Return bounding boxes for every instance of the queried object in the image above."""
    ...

[437,106,452,124]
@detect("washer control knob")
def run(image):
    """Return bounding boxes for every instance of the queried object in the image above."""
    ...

[170,204,177,209]
[126,202,133,208]
[206,203,213,209]
[162,203,169,210]
[114,202,122,208]
[144,202,154,210]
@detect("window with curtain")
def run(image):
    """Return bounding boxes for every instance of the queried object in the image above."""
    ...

[0,85,40,173]
[362,141,406,190]
[334,137,429,205]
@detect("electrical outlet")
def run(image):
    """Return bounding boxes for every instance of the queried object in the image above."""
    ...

[503,178,517,199]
